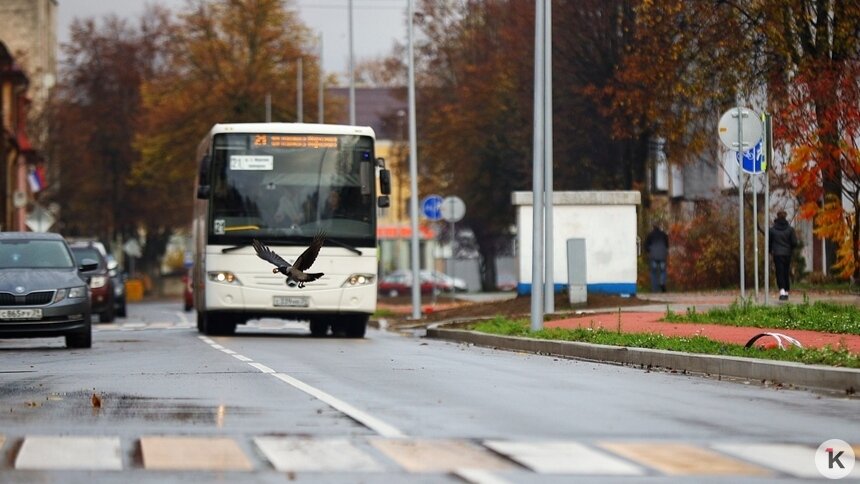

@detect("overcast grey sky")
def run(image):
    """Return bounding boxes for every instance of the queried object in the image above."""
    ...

[55,0,406,81]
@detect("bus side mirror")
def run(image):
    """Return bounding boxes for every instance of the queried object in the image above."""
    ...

[379,169,391,195]
[197,154,211,199]
[378,195,390,208]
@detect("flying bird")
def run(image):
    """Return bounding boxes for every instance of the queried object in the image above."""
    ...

[253,234,325,288]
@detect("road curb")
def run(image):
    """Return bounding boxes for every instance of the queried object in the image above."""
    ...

[426,326,860,394]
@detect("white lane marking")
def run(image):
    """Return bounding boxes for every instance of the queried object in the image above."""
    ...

[220,348,236,355]
[199,336,214,344]
[123,322,146,329]
[254,437,383,472]
[197,337,406,438]
[249,362,275,373]
[272,372,406,439]
[455,468,514,484]
[15,436,123,470]
[484,440,643,475]
[713,443,859,478]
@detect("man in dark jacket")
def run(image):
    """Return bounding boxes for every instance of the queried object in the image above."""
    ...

[644,223,669,292]
[769,210,798,301]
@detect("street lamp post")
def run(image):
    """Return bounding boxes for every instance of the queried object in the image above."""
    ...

[407,0,421,320]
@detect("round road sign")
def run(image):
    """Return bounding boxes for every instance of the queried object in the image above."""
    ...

[421,195,443,221]
[441,196,465,223]
[718,107,762,152]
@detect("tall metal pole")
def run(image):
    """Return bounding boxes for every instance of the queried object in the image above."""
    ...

[530,0,545,331]
[543,0,554,314]
[764,113,772,305]
[407,0,421,319]
[318,33,324,124]
[737,105,746,299]
[297,57,303,123]
[753,148,759,299]
[348,0,356,125]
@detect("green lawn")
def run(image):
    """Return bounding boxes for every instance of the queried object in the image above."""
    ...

[663,298,860,335]
[470,316,860,368]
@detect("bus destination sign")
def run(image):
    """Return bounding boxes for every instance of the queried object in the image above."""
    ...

[253,135,338,149]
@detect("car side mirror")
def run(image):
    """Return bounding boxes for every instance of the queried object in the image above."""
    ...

[79,258,98,272]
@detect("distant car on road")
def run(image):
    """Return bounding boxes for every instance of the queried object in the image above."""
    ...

[106,254,127,317]
[0,232,96,348]
[377,270,466,297]
[69,240,116,323]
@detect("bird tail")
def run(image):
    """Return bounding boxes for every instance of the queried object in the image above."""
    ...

[304,272,324,282]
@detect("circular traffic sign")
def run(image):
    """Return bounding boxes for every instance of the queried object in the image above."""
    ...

[421,195,443,221]
[441,196,465,223]
[718,107,762,152]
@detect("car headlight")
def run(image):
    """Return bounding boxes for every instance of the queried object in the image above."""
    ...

[89,276,108,289]
[342,274,375,287]
[207,271,241,284]
[53,286,88,303]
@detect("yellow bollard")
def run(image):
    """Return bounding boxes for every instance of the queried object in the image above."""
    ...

[125,279,144,302]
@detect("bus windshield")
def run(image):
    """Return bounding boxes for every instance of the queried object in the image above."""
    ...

[207,133,376,246]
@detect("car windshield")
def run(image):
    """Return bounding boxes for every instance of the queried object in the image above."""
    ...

[0,239,75,269]
[71,247,104,269]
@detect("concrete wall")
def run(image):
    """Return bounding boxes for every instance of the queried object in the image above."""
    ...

[513,191,641,296]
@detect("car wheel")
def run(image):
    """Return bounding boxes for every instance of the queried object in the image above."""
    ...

[116,298,127,318]
[66,320,92,348]
[99,300,115,323]
[309,318,329,337]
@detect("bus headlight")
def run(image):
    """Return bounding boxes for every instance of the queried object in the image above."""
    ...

[342,274,375,287]
[208,271,241,284]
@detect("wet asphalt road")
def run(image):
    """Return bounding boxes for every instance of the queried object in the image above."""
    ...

[0,300,858,482]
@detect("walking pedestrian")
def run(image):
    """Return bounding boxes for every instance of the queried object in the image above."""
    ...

[644,223,669,292]
[769,210,798,301]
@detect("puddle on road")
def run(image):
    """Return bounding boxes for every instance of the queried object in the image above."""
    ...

[3,390,258,424]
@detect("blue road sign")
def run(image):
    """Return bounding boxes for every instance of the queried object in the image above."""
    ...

[736,140,766,174]
[421,195,443,221]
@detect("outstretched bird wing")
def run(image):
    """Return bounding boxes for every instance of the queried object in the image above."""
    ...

[293,232,325,271]
[253,239,291,268]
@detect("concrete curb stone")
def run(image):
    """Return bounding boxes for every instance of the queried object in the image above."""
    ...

[426,325,860,394]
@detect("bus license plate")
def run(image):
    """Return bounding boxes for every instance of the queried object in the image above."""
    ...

[273,296,308,308]
[0,309,42,320]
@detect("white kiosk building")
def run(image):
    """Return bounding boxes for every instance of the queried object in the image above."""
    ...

[512,191,641,296]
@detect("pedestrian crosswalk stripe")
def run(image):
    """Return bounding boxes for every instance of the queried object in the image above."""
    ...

[713,443,851,478]
[484,440,643,475]
[600,442,772,476]
[140,436,253,471]
[371,439,517,473]
[15,436,122,470]
[254,437,383,472]
[454,468,514,484]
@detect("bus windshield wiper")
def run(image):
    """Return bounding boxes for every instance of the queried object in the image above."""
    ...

[325,237,362,255]
[222,243,252,254]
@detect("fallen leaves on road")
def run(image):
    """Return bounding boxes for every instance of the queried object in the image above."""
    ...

[91,393,102,408]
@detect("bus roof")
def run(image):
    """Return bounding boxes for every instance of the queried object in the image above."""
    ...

[206,123,376,139]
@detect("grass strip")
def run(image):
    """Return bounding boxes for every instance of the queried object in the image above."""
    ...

[663,297,860,335]
[471,316,860,368]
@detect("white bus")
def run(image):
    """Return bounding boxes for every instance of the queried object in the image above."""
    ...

[191,123,391,337]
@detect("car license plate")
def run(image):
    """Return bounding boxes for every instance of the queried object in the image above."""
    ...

[0,309,43,320]
[273,296,309,308]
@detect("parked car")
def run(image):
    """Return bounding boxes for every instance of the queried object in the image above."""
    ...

[0,232,95,348]
[377,270,460,297]
[105,254,127,317]
[69,240,115,323]
[420,270,468,293]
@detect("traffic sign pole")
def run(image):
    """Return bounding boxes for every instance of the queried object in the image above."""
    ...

[737,106,745,300]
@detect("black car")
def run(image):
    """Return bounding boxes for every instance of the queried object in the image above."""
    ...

[69,241,116,323]
[0,232,96,348]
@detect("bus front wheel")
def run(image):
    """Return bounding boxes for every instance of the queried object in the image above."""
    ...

[309,318,329,337]
[202,312,237,336]
[335,315,367,338]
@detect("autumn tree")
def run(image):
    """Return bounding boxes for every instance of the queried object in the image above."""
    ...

[133,0,329,271]
[47,7,173,260]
